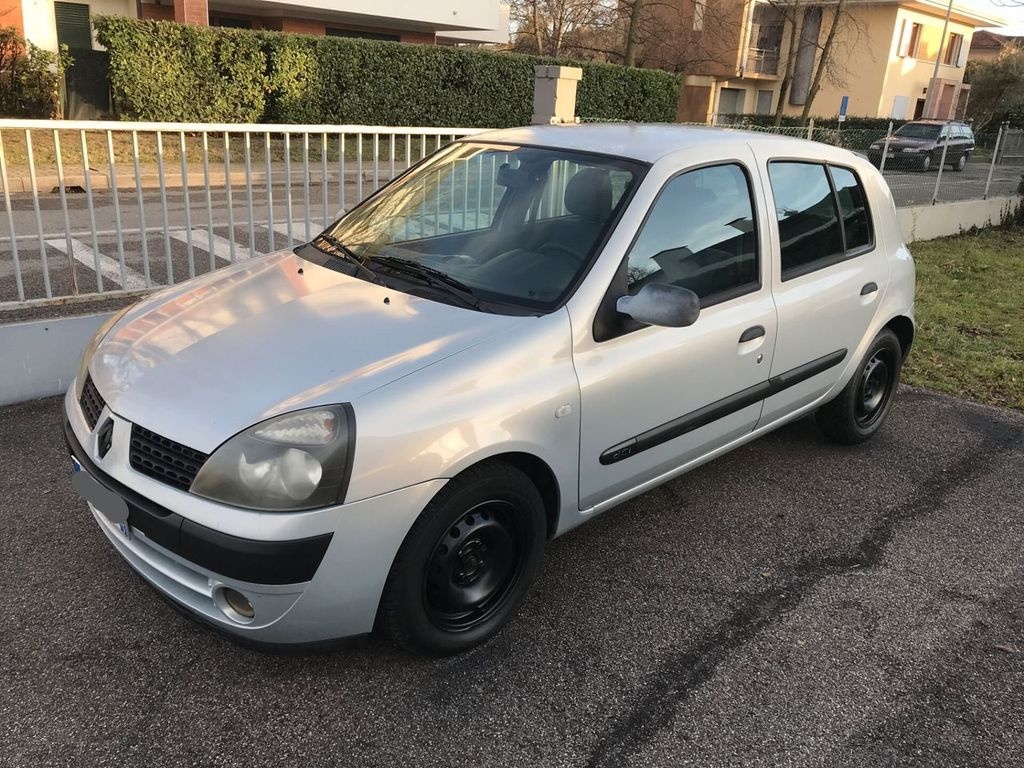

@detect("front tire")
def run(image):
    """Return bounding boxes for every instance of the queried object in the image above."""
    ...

[816,329,902,445]
[919,153,932,172]
[952,153,968,172]
[379,461,546,655]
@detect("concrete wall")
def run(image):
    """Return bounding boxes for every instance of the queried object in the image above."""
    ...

[0,313,111,407]
[898,195,1021,243]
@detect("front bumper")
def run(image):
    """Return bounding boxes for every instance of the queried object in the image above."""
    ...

[64,385,446,644]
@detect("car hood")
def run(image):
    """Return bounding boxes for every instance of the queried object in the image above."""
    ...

[90,251,521,452]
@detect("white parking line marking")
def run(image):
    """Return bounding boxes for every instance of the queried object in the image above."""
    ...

[45,238,148,290]
[269,222,311,245]
[171,229,255,262]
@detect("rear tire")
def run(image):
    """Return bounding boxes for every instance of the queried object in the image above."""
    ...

[816,329,902,445]
[379,461,546,656]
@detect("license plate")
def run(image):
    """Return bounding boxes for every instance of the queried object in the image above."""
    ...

[71,460,131,539]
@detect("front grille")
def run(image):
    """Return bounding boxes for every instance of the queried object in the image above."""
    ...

[79,375,105,430]
[129,424,209,492]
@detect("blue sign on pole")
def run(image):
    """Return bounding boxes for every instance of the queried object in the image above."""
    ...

[839,95,849,123]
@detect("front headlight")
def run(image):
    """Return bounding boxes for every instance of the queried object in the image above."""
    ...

[75,305,133,399]
[191,405,355,511]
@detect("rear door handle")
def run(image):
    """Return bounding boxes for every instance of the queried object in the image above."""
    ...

[861,282,878,295]
[739,325,766,343]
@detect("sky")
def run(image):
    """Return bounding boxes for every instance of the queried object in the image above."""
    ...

[964,0,1024,33]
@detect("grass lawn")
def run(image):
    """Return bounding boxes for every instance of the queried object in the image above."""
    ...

[905,224,1024,411]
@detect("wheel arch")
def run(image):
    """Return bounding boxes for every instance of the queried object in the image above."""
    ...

[455,452,562,539]
[883,314,915,360]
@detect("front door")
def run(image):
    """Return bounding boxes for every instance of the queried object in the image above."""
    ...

[574,152,777,509]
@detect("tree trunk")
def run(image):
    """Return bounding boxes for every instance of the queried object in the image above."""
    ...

[774,5,801,126]
[623,0,645,67]
[799,0,847,123]
[532,2,546,55]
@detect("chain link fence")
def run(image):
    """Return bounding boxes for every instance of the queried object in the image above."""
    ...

[581,117,1024,208]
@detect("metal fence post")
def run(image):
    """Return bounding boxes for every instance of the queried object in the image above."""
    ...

[931,122,951,205]
[984,122,1005,200]
[880,121,893,173]
[806,118,814,141]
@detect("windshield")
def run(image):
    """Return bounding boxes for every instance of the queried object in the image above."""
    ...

[894,123,942,140]
[315,142,644,312]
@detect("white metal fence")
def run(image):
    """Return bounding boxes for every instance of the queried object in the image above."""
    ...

[2,118,1022,312]
[0,120,484,309]
[707,118,1024,208]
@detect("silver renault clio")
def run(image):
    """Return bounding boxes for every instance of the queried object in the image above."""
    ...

[67,125,915,655]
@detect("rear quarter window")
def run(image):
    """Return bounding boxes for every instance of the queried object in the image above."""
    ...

[829,166,873,253]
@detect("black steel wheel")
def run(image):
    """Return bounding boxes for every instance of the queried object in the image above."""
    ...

[817,328,904,445]
[854,348,897,429]
[379,461,546,655]
[423,500,527,633]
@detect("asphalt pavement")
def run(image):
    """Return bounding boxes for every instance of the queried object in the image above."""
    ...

[2,386,1023,767]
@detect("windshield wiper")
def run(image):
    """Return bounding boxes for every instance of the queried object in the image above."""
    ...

[368,256,483,310]
[311,234,382,284]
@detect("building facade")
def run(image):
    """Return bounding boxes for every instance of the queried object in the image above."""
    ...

[968,29,1023,63]
[0,0,511,51]
[670,0,1005,122]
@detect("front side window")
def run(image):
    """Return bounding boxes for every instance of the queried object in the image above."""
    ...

[626,163,759,303]
[768,162,844,278]
[316,142,644,312]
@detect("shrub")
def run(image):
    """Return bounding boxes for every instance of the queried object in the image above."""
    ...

[95,16,268,122]
[94,17,680,126]
[0,26,70,118]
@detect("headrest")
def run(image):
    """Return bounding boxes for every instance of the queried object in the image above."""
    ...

[564,167,612,222]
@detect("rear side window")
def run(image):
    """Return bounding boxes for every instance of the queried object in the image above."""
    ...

[768,162,843,277]
[830,166,872,252]
[769,161,875,279]
[626,163,759,304]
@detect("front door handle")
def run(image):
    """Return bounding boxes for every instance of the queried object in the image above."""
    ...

[739,325,766,343]
[861,282,879,296]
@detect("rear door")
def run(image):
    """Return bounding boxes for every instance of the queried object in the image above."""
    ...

[757,159,888,427]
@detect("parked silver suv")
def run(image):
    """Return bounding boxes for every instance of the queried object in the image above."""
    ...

[67,125,915,655]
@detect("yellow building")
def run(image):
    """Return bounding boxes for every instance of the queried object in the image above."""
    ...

[677,0,1007,122]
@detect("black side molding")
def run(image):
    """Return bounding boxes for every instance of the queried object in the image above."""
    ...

[65,420,333,585]
[599,348,847,465]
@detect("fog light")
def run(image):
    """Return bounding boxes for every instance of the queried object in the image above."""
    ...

[218,587,255,622]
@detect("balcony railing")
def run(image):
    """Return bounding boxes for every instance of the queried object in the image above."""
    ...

[746,47,780,76]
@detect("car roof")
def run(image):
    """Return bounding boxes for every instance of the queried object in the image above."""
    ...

[906,119,968,125]
[464,123,859,165]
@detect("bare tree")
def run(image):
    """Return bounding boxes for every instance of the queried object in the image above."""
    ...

[767,0,803,125]
[798,0,849,121]
[508,0,618,58]
[622,0,645,67]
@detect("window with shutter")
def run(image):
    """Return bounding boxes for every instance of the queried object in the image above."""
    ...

[55,2,92,50]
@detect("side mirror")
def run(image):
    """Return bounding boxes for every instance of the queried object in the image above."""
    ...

[616,283,700,328]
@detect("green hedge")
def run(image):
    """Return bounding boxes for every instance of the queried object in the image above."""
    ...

[94,17,680,126]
